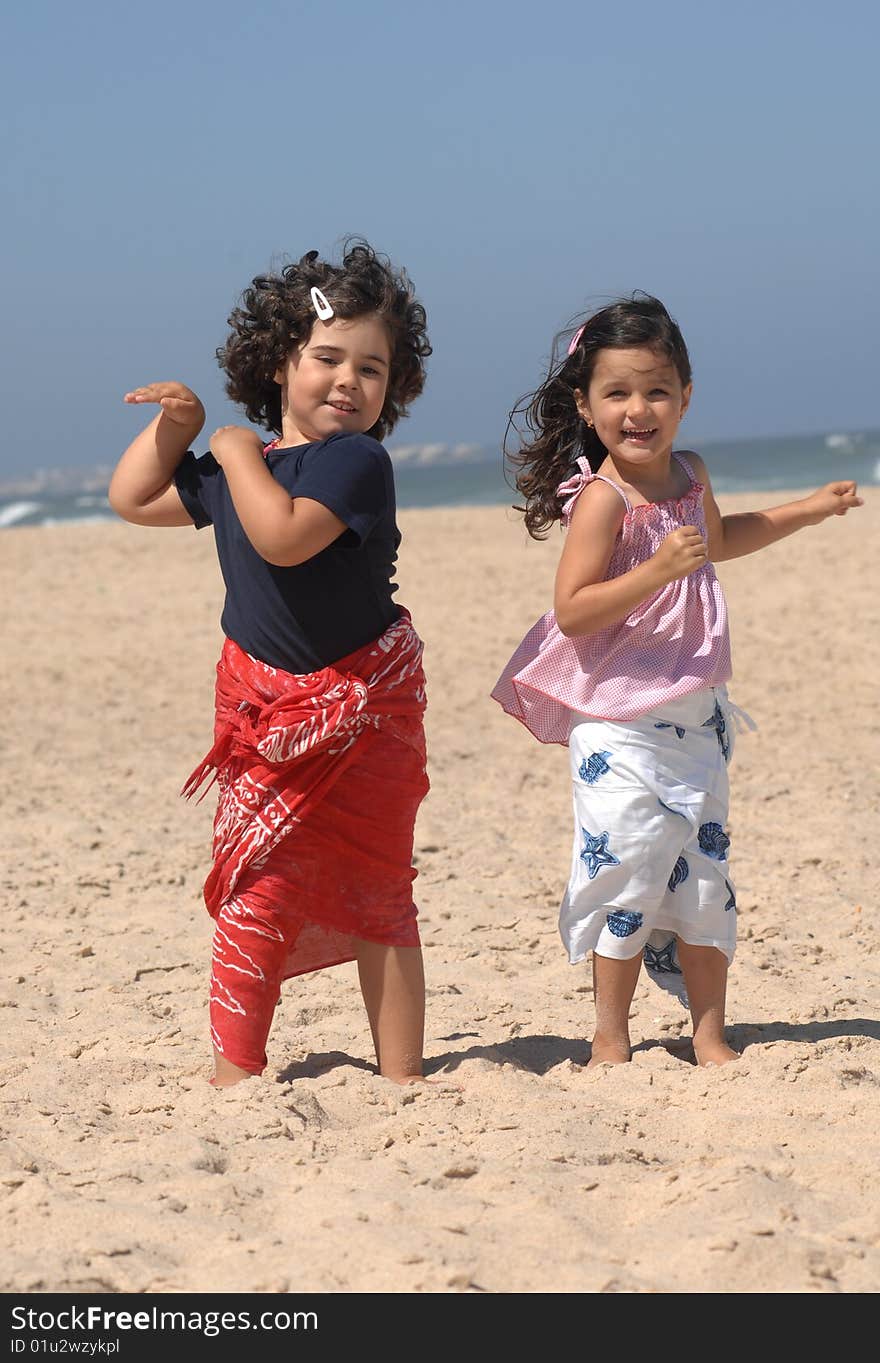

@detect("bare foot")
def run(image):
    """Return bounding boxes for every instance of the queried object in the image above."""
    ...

[210,1053,253,1087]
[694,1040,739,1067]
[380,1069,463,1089]
[586,1040,632,1068]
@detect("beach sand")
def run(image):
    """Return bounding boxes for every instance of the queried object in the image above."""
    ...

[2,490,878,1294]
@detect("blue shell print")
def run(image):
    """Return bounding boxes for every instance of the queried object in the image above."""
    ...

[607,910,643,938]
[698,822,730,860]
[579,829,621,880]
[578,750,612,785]
[667,855,689,892]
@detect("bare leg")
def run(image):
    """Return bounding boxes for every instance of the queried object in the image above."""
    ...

[355,941,425,1083]
[210,1049,253,1087]
[675,938,738,1066]
[588,950,644,1067]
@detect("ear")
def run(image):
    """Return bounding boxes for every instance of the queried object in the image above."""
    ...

[679,382,693,420]
[274,348,296,387]
[574,388,593,427]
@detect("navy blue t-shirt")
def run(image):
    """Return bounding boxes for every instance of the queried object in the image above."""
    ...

[174,432,402,673]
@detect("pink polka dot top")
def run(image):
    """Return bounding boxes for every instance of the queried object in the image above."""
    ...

[491,452,731,743]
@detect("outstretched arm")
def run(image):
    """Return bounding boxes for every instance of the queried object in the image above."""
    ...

[108,382,205,527]
[554,479,710,637]
[209,426,348,567]
[689,455,863,562]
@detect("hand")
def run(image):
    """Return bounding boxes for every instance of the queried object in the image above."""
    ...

[651,525,709,583]
[209,425,266,467]
[124,381,205,430]
[800,481,863,524]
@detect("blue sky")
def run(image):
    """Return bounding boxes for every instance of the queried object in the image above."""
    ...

[1,0,877,478]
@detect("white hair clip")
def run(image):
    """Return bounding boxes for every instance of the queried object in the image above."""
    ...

[310,287,334,321]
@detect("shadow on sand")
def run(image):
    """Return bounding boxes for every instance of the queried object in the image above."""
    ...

[273,1018,880,1082]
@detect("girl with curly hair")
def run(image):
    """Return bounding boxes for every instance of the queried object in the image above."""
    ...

[109,240,433,1087]
[492,294,862,1068]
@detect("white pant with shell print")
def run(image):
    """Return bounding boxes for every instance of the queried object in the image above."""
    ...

[559,686,753,1001]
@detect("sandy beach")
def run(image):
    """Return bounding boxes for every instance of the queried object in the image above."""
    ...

[2,489,878,1294]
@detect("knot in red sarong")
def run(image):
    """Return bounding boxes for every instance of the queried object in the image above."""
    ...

[182,610,427,921]
[182,610,424,802]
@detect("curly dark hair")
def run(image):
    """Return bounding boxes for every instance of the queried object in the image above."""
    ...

[217,238,431,441]
[506,293,692,538]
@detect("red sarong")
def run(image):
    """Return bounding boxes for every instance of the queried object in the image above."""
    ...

[183,611,429,1074]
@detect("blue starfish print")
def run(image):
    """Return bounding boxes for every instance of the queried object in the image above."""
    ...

[702,701,730,761]
[643,939,682,974]
[579,828,621,880]
[578,750,612,785]
[655,721,686,739]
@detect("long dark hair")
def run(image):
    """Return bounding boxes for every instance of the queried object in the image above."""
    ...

[217,238,431,441]
[506,293,692,538]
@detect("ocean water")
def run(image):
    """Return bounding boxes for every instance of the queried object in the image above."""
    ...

[2,429,878,530]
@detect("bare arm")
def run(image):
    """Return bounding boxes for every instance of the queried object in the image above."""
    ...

[108,382,205,527]
[554,480,709,637]
[210,426,348,567]
[687,454,864,563]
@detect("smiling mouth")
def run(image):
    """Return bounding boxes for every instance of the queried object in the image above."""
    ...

[327,400,357,414]
[622,428,657,440]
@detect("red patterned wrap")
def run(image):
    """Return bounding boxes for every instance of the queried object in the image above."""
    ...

[182,610,429,1074]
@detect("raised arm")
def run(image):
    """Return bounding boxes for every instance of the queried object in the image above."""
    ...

[554,480,709,637]
[108,382,205,527]
[687,454,863,563]
[209,426,348,567]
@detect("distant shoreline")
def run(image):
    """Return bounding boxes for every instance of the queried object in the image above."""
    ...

[2,427,878,529]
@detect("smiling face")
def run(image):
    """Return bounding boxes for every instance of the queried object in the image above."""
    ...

[274,313,392,446]
[576,346,692,468]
